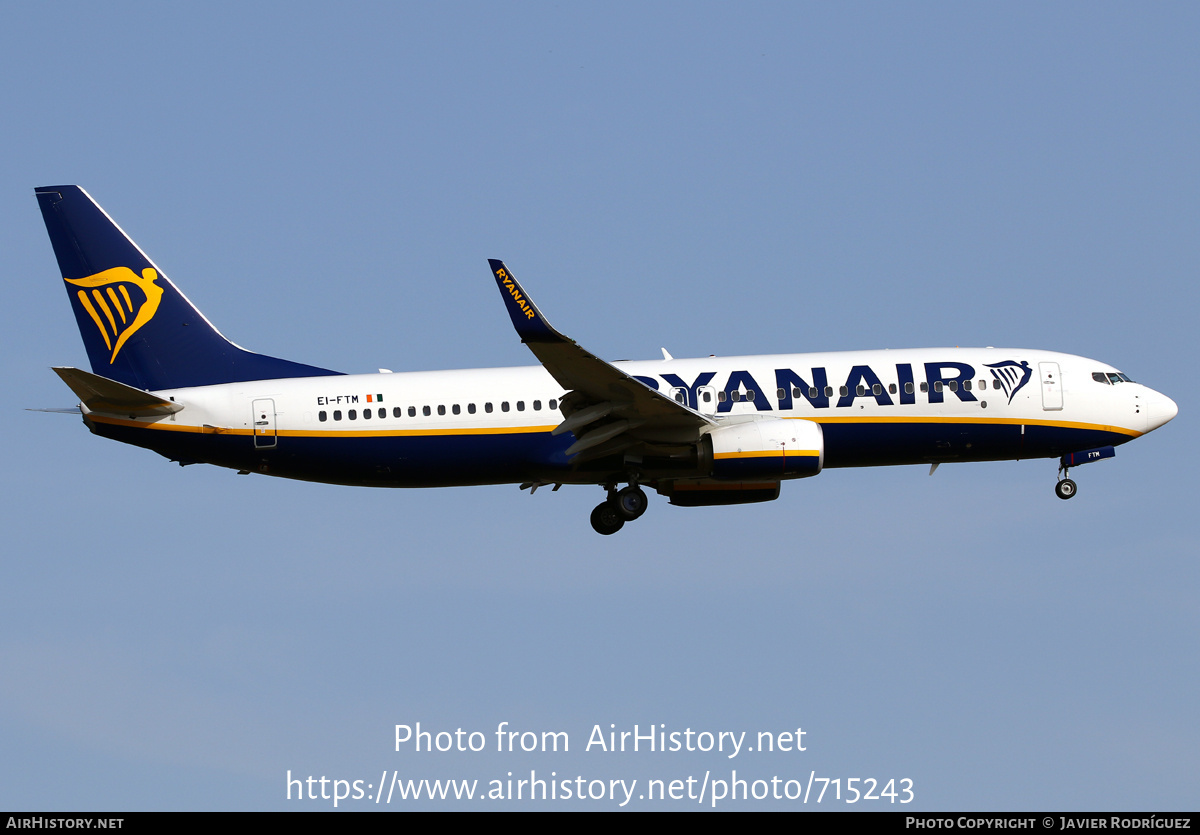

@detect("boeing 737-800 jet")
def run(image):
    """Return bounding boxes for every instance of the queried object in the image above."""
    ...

[36,186,1178,534]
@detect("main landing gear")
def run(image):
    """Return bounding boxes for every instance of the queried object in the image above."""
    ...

[590,484,649,535]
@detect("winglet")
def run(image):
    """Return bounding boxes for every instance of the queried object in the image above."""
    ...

[489,259,564,343]
[484,260,716,434]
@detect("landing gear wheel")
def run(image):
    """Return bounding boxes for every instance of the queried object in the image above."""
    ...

[615,485,648,520]
[1055,478,1077,500]
[590,501,625,535]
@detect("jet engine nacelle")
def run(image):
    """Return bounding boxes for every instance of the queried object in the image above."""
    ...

[706,417,823,480]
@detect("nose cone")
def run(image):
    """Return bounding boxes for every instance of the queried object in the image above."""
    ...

[1144,389,1179,432]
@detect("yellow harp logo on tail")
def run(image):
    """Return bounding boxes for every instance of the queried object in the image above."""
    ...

[64,267,164,364]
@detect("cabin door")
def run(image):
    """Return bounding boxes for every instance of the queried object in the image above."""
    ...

[1039,363,1063,411]
[252,398,278,448]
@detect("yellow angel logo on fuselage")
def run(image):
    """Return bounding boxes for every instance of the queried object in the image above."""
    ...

[64,267,164,364]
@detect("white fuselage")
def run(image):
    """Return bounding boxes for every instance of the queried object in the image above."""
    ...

[80,347,1176,488]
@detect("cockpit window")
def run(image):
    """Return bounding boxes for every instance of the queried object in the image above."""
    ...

[1092,372,1111,384]
[1107,372,1135,384]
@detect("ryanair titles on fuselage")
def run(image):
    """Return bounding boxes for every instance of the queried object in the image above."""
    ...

[631,358,1033,412]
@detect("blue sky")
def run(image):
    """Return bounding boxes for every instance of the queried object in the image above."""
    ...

[1,2,1196,810]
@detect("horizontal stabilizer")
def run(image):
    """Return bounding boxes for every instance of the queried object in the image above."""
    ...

[52,367,183,417]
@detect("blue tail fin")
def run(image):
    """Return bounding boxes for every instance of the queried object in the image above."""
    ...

[36,185,341,390]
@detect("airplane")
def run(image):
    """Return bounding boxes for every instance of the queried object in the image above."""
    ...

[35,185,1178,535]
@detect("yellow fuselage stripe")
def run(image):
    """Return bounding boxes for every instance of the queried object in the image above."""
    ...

[797,414,1142,437]
[86,413,1140,439]
[87,413,559,437]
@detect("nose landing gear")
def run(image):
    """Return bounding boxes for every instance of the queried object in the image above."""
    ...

[1055,461,1078,499]
[1055,477,1077,500]
[1054,446,1116,500]
[589,483,650,534]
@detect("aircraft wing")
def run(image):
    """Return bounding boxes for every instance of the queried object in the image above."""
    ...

[489,260,713,460]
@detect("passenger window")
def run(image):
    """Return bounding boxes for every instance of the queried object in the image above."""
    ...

[777,388,786,399]
[746,390,755,401]
[889,383,897,394]
[468,403,476,414]
[533,400,541,410]
[517,401,525,411]
[502,401,510,412]
[840,386,848,397]
[809,387,818,398]
[423,406,431,416]
[393,407,401,418]
[349,409,357,420]
[717,391,727,402]
[934,382,943,392]
[333,410,342,420]
[452,404,461,415]
[920,382,929,393]
[963,380,972,391]
[319,411,327,422]
[379,408,386,418]
[549,399,558,409]
[979,380,987,389]
[872,383,882,396]
[905,382,914,394]
[701,392,712,403]
[856,385,866,396]
[362,408,371,419]
[485,402,493,413]
[408,406,416,417]
[824,386,834,397]
[437,405,446,415]
[731,391,741,402]
[948,381,958,392]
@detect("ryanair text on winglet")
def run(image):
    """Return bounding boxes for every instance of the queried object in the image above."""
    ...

[497,269,537,320]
